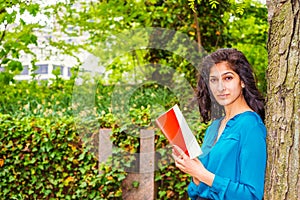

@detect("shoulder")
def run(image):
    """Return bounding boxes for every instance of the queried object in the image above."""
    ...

[233,111,265,127]
[233,111,267,139]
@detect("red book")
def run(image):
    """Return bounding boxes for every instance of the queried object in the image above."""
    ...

[156,104,202,159]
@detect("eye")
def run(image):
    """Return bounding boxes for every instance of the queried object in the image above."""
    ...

[209,78,217,83]
[224,76,233,81]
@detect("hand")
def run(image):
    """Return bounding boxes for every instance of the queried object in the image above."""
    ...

[172,145,215,187]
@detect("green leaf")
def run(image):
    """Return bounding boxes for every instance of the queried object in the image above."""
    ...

[19,34,38,46]
[7,60,22,72]
[132,180,139,188]
[1,58,10,65]
[5,11,17,24]
[27,4,40,17]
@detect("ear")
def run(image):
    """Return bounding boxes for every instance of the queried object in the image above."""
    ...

[241,82,245,88]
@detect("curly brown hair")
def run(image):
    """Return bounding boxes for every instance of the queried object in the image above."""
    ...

[196,48,265,123]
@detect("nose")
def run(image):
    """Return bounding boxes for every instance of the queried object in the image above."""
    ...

[217,79,225,92]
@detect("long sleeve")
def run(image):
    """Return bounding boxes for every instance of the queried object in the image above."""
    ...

[187,180,200,200]
[188,112,267,200]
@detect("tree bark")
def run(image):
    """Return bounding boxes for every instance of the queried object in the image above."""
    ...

[265,0,300,199]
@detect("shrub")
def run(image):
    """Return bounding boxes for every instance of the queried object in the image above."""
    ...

[0,79,207,199]
[0,114,122,199]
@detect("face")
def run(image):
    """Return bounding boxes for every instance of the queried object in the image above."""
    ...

[209,62,244,107]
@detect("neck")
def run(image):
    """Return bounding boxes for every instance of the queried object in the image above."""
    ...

[223,96,252,120]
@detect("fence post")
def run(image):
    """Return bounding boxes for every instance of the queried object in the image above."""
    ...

[140,129,155,173]
[98,129,112,165]
[122,129,155,200]
[99,128,155,199]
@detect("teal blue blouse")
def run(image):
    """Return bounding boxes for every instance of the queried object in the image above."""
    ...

[188,111,267,200]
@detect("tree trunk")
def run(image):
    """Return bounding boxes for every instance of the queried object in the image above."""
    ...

[265,0,300,199]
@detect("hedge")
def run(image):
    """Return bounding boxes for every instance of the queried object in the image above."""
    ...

[0,79,208,199]
[0,114,128,199]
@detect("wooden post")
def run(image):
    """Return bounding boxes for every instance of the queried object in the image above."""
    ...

[122,129,155,200]
[99,128,155,199]
[98,129,112,164]
[140,129,155,173]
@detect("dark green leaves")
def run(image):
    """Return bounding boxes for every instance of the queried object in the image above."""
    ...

[7,60,22,71]
[0,115,102,199]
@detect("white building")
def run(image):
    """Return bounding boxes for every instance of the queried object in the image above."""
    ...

[14,61,72,81]
[13,0,102,81]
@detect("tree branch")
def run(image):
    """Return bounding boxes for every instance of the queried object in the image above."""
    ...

[0,24,7,43]
[193,4,202,52]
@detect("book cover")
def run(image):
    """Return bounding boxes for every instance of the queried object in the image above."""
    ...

[155,104,202,159]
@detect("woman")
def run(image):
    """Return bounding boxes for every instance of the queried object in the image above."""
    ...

[173,48,267,200]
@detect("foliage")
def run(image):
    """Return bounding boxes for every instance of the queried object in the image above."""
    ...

[0,79,74,118]
[0,0,82,85]
[49,0,268,93]
[223,0,268,94]
[0,0,41,84]
[155,164,190,199]
[0,77,204,199]
[0,114,106,199]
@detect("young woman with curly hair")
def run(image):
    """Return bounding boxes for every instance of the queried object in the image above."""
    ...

[173,48,267,200]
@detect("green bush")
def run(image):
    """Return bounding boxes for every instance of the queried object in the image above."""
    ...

[0,79,74,118]
[0,114,99,199]
[0,79,207,199]
[0,114,129,199]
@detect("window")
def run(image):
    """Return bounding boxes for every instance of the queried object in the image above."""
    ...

[67,67,72,77]
[21,65,29,75]
[67,26,73,32]
[66,38,73,44]
[35,64,48,74]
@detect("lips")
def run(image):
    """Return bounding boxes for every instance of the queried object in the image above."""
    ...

[217,94,229,99]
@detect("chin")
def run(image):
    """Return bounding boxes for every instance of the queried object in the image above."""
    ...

[216,100,230,106]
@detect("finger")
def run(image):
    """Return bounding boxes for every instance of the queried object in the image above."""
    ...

[172,152,178,160]
[174,157,183,166]
[174,159,186,172]
[192,157,201,163]
[175,160,182,168]
[172,148,183,158]
[173,145,187,159]
[172,146,180,157]
[172,151,182,162]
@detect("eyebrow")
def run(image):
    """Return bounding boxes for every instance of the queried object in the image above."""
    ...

[210,72,235,77]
